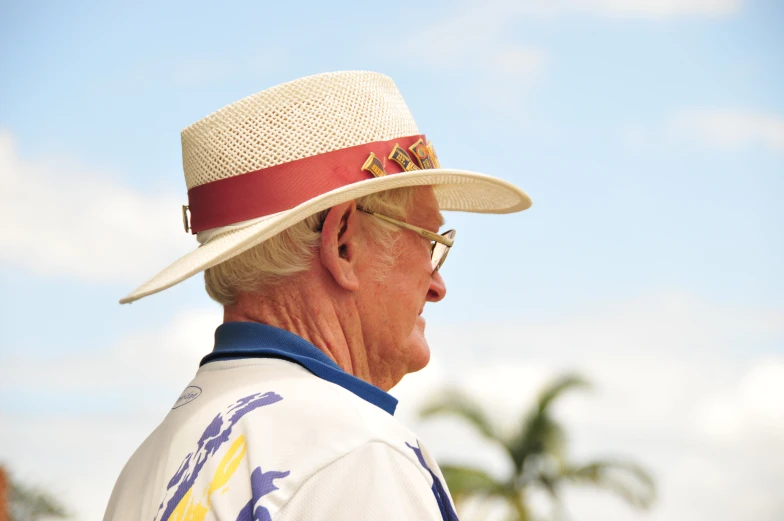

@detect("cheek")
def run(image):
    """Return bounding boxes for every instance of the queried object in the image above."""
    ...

[363,238,432,332]
[395,248,431,308]
[403,237,433,287]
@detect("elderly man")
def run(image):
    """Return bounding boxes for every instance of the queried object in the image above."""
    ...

[104,71,530,521]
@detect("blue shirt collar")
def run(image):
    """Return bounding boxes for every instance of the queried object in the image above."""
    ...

[200,322,398,416]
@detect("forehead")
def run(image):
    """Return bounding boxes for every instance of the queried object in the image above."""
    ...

[408,186,445,229]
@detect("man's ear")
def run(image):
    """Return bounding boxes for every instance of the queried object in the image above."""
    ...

[319,201,361,291]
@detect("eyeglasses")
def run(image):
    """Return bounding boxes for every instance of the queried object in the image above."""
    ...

[356,206,456,273]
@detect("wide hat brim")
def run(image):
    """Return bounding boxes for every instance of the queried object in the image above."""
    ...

[120,169,531,304]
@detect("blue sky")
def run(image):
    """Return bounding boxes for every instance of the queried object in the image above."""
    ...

[1,1,782,520]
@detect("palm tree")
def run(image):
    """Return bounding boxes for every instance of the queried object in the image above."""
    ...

[419,374,655,521]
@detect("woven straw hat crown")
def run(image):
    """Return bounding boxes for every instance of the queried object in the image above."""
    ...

[182,71,420,191]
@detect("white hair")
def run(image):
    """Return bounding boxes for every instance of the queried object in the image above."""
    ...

[204,187,420,306]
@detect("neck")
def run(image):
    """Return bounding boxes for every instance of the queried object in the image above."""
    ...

[223,273,379,387]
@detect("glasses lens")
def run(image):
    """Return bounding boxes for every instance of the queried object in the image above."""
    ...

[431,230,456,272]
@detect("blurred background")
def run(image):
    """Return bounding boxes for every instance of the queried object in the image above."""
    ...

[0,0,782,519]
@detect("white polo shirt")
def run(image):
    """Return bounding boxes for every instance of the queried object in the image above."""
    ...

[103,322,459,521]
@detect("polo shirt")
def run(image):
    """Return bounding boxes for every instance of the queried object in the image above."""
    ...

[103,322,459,521]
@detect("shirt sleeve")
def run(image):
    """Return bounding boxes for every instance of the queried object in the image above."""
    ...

[275,441,446,521]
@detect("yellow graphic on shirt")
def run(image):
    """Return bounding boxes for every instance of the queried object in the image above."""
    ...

[210,435,247,495]
[168,435,247,521]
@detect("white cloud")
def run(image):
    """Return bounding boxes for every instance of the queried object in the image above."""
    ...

[394,291,784,521]
[0,130,193,282]
[0,307,220,397]
[382,0,740,112]
[695,358,784,445]
[420,0,743,52]
[546,0,741,19]
[738,360,784,424]
[390,7,503,67]
[671,109,784,152]
[382,12,549,113]
[478,47,549,112]
[478,0,741,19]
[385,0,741,65]
[383,6,547,78]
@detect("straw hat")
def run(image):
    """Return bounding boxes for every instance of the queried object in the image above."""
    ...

[120,71,532,304]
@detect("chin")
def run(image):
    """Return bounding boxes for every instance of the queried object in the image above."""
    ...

[405,320,431,374]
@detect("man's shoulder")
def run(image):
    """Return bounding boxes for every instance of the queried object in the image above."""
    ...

[169,358,429,500]
[179,358,414,446]
[104,358,437,521]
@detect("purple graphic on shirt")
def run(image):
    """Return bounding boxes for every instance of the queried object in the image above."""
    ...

[234,466,291,521]
[155,391,283,521]
[406,441,460,521]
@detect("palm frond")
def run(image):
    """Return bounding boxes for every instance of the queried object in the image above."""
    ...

[506,374,591,474]
[507,409,565,476]
[419,391,498,441]
[564,459,656,509]
[440,464,507,500]
[535,374,591,415]
[503,488,531,521]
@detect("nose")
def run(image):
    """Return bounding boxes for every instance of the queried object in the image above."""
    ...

[426,270,447,303]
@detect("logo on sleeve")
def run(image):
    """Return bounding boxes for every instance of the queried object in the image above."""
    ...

[172,386,203,409]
